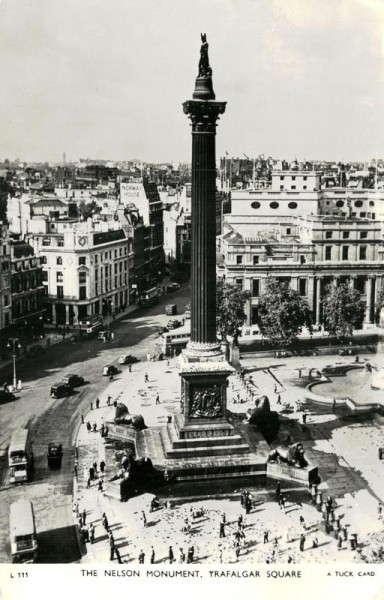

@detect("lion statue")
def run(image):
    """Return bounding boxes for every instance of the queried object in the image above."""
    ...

[268,441,308,468]
[114,402,147,430]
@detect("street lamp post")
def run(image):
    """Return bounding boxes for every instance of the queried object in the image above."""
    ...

[7,338,21,390]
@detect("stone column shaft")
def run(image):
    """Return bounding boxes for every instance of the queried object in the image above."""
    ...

[190,130,217,344]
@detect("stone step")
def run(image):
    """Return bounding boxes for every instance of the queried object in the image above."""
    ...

[171,434,246,449]
[166,443,250,459]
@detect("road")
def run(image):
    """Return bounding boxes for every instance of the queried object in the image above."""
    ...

[0,285,190,563]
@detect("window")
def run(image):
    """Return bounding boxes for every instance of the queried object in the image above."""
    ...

[303,176,307,181]
[78,272,87,284]
[79,256,86,266]
[251,201,261,209]
[280,176,284,180]
[303,186,307,190]
[291,185,296,190]
[292,176,296,181]
[342,231,350,239]
[360,231,368,239]
[42,271,48,282]
[56,271,63,283]
[56,256,63,265]
[253,255,259,265]
[342,246,349,260]
[280,185,284,191]
[3,244,7,255]
[299,278,307,296]
[57,285,64,298]
[360,212,366,218]
[270,202,279,209]
[57,237,64,247]
[354,200,363,207]
[336,200,344,208]
[252,279,260,297]
[79,286,86,300]
[286,228,291,235]
[114,250,117,258]
[359,246,367,260]
[325,246,332,260]
[41,256,47,264]
[235,278,243,289]
[325,231,332,239]
[236,255,243,265]
[288,202,297,209]
[95,254,98,264]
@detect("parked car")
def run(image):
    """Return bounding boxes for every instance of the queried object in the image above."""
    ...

[165,303,177,315]
[157,326,168,335]
[118,354,139,365]
[47,442,63,468]
[167,319,181,330]
[0,390,16,403]
[102,365,119,376]
[61,374,85,388]
[51,383,72,399]
[166,282,181,292]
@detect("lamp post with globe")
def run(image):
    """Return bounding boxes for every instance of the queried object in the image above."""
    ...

[7,338,21,390]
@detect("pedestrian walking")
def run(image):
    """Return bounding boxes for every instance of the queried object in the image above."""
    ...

[93,461,98,473]
[378,504,383,519]
[299,533,306,551]
[145,372,149,383]
[109,373,113,381]
[187,546,194,563]
[87,477,91,489]
[90,524,95,544]
[100,460,106,474]
[263,530,269,543]
[101,424,105,437]
[82,509,87,526]
[90,401,93,411]
[238,514,243,528]
[96,398,100,409]
[168,546,174,564]
[81,414,84,424]
[98,480,103,492]
[179,547,185,563]
[219,519,226,538]
[276,481,281,500]
[107,395,111,406]
[299,515,306,530]
[142,510,147,527]
[93,423,97,433]
[128,364,132,372]
[155,394,160,405]
[274,383,277,393]
[108,531,115,546]
[102,513,109,532]
[302,412,307,424]
[150,546,155,564]
[86,421,92,432]
[74,463,78,478]
[281,496,286,514]
[298,368,302,378]
[277,394,281,405]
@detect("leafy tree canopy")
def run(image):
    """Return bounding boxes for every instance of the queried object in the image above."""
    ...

[216,279,250,343]
[257,278,312,347]
[322,283,365,338]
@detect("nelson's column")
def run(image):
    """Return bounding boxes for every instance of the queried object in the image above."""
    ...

[171,35,246,455]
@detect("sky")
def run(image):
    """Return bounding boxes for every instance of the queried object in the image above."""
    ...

[0,0,384,164]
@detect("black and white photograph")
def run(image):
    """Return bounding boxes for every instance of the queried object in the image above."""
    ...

[0,0,384,598]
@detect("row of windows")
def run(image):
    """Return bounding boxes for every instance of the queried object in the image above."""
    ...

[251,201,299,210]
[334,200,375,208]
[325,246,367,260]
[40,248,128,266]
[325,231,369,239]
[280,175,308,181]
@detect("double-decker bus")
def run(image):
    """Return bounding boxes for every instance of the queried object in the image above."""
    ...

[8,429,34,484]
[10,500,38,563]
[78,314,104,335]
[159,323,191,356]
[139,287,159,308]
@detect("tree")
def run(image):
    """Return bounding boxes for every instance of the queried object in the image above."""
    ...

[79,200,102,220]
[216,279,250,343]
[257,278,312,346]
[322,283,366,338]
[374,290,384,325]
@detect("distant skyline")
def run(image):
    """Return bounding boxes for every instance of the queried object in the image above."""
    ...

[0,0,384,164]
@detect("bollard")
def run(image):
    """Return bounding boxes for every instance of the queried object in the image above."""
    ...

[316,492,323,508]
[341,528,348,541]
[311,484,318,502]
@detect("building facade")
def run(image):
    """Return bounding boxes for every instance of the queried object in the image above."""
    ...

[0,223,12,330]
[219,171,384,327]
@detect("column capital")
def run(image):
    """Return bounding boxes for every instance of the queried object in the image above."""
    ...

[183,100,226,133]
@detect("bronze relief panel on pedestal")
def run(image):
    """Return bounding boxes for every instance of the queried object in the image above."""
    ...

[189,384,223,419]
